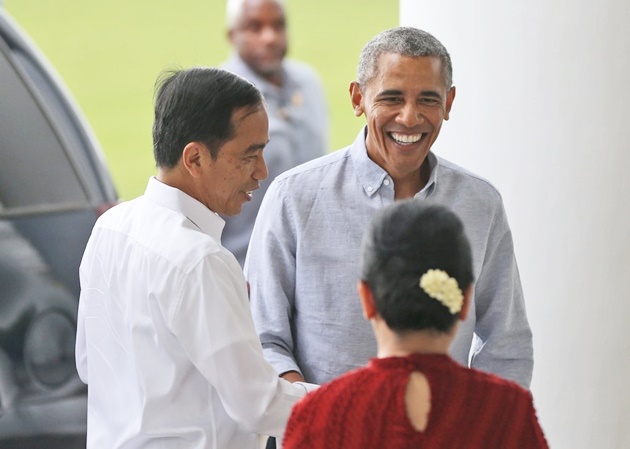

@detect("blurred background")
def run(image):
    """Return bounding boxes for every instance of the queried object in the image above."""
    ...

[6,0,398,200]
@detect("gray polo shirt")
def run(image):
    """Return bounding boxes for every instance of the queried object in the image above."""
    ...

[245,127,534,389]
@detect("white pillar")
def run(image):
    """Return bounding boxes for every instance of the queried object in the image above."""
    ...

[400,1,630,448]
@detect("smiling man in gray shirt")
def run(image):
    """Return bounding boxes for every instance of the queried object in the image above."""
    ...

[245,27,533,389]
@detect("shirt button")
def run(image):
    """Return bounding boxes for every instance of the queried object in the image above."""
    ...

[367,186,374,192]
[384,179,391,186]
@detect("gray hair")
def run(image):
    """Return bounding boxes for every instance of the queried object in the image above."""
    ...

[226,0,285,29]
[357,27,453,89]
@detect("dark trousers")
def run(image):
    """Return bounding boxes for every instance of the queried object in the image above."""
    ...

[266,437,277,449]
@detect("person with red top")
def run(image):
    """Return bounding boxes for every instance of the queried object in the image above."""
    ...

[282,200,549,449]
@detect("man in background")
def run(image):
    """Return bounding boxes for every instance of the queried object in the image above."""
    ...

[221,0,329,266]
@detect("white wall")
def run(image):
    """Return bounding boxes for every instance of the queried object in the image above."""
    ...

[400,1,630,448]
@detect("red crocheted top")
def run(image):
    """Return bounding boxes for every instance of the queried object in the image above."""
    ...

[283,354,548,449]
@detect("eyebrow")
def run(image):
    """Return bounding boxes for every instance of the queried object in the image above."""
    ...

[243,141,268,154]
[419,90,442,99]
[376,89,443,99]
[376,89,403,97]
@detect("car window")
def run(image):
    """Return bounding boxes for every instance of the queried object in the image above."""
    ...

[0,40,90,217]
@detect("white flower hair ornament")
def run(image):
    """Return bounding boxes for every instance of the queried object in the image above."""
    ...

[419,269,464,314]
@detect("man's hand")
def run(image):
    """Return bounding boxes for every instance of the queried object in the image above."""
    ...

[280,370,305,383]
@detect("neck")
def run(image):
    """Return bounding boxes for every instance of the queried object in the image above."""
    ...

[392,160,431,200]
[373,318,455,358]
[254,65,283,87]
[264,71,283,87]
[156,167,196,200]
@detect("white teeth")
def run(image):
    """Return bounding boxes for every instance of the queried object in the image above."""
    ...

[391,132,422,144]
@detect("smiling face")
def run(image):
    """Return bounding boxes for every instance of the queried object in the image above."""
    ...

[197,105,269,216]
[228,0,287,84]
[351,53,455,189]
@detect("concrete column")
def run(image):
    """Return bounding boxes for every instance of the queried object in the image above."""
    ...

[400,1,630,448]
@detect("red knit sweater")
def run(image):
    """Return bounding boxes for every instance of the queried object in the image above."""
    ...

[283,354,548,449]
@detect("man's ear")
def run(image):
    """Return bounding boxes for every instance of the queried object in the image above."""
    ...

[444,86,456,121]
[459,284,472,321]
[349,81,365,117]
[181,142,205,178]
[358,281,377,320]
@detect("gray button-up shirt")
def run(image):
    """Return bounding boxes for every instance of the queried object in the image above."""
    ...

[220,55,328,266]
[245,128,534,389]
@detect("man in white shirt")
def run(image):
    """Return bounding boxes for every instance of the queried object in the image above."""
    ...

[75,67,317,449]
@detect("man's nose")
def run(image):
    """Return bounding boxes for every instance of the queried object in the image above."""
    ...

[261,25,281,45]
[254,155,268,181]
[396,102,424,127]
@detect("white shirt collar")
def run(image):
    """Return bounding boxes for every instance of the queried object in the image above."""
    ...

[144,177,225,241]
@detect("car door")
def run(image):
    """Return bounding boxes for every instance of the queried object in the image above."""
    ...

[0,9,117,448]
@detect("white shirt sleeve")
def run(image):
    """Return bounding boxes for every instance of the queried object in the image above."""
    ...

[75,287,88,383]
[168,251,315,437]
[75,242,93,384]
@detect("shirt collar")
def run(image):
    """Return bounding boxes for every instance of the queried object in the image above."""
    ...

[224,54,288,97]
[350,126,439,198]
[416,152,438,199]
[144,177,225,241]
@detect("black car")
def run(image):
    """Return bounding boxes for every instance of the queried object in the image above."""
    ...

[0,7,118,448]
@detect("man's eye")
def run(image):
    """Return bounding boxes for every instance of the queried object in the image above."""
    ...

[420,98,439,105]
[245,23,262,33]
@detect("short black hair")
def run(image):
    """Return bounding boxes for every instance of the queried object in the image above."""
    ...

[360,200,474,333]
[357,27,453,90]
[152,67,264,167]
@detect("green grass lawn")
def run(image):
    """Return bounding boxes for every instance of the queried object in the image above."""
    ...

[6,0,398,200]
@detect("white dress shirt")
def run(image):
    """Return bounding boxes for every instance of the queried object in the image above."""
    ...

[76,177,315,449]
